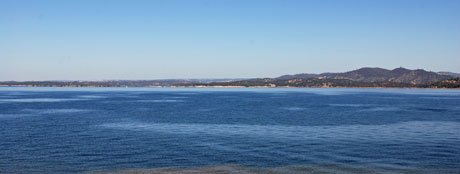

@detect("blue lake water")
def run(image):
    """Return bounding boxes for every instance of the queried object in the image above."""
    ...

[0,87,460,173]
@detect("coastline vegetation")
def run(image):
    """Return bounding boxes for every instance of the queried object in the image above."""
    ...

[1,78,459,89]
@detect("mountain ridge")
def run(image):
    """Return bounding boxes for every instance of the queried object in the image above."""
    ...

[276,67,451,84]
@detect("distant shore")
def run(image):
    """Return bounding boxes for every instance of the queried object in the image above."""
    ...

[1,85,459,89]
[2,68,459,88]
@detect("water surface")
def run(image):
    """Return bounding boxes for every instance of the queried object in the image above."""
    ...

[0,87,459,173]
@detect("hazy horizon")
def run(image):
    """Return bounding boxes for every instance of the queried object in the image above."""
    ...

[2,0,460,81]
[0,66,458,82]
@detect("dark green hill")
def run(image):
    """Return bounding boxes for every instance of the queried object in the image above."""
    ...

[428,78,460,88]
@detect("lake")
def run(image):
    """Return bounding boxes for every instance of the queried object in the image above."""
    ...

[0,87,459,173]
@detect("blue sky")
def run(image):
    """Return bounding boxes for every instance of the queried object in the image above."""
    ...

[1,0,459,80]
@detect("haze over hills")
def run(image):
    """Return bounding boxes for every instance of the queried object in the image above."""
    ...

[438,72,460,78]
[0,79,246,87]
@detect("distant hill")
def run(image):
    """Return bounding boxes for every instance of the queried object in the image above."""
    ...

[276,67,451,85]
[1,68,458,88]
[183,67,458,88]
[277,73,319,80]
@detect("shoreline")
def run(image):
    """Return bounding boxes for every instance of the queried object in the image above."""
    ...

[0,85,459,89]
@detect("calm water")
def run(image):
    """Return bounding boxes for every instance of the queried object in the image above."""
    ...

[1,87,460,174]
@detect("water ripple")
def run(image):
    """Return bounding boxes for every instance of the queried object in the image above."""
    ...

[98,121,460,142]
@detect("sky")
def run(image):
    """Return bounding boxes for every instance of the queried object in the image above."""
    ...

[1,0,459,81]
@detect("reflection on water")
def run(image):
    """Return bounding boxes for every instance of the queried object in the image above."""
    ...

[135,99,186,103]
[22,109,93,114]
[280,107,307,111]
[0,98,86,103]
[98,121,460,142]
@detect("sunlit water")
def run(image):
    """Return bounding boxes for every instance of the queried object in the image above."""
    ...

[0,87,459,174]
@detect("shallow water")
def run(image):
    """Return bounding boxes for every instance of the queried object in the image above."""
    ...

[0,87,459,173]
